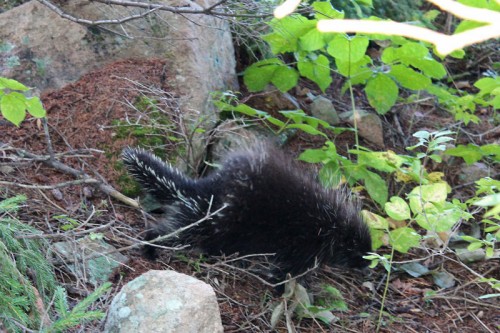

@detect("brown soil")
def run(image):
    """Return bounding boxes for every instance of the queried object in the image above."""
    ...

[1,58,499,332]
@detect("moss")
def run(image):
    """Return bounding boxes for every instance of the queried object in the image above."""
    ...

[111,95,185,195]
[115,162,142,197]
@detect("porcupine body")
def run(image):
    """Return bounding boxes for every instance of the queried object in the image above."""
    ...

[122,143,372,278]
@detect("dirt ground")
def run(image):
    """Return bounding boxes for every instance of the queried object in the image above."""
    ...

[1,58,499,332]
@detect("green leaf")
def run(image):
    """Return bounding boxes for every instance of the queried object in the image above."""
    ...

[410,58,446,79]
[0,77,29,91]
[263,16,317,54]
[299,148,330,163]
[364,169,388,206]
[327,35,369,63]
[265,115,286,128]
[390,64,431,90]
[467,242,484,251]
[25,97,46,118]
[381,43,426,64]
[355,150,406,172]
[485,246,494,258]
[408,183,449,214]
[369,228,386,250]
[335,56,372,84]
[298,54,332,92]
[362,210,389,230]
[271,66,299,92]
[460,235,480,242]
[480,144,500,162]
[299,28,325,51]
[357,0,373,6]
[399,42,428,59]
[474,77,500,96]
[389,227,421,253]
[1,92,27,126]
[365,74,398,114]
[454,20,485,34]
[381,42,446,79]
[262,34,293,55]
[474,193,500,207]
[385,196,411,221]
[445,144,483,164]
[243,58,281,91]
[300,142,338,162]
[287,123,327,137]
[312,1,344,19]
[414,202,462,232]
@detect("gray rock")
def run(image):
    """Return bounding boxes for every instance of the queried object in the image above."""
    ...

[53,236,128,287]
[459,162,491,183]
[0,1,237,97]
[104,270,223,333]
[0,0,238,165]
[0,165,15,174]
[309,95,340,125]
[339,109,384,147]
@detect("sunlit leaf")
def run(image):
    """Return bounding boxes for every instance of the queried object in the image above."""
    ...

[365,74,398,114]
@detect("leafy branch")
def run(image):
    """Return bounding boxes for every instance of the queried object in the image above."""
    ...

[278,0,500,55]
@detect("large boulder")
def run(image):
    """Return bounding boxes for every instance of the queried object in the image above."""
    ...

[0,0,238,164]
[104,270,223,333]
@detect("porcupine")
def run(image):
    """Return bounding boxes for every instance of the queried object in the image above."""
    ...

[122,143,372,278]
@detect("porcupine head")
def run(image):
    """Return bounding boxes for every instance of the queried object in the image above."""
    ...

[122,144,372,278]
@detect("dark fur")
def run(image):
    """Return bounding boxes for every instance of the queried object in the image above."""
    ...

[122,143,372,278]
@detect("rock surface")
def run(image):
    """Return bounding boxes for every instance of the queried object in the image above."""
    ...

[53,237,128,287]
[0,0,238,165]
[309,95,340,125]
[340,109,385,147]
[0,1,237,99]
[458,162,491,183]
[104,270,223,333]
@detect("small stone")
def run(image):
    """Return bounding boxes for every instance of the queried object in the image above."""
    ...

[458,162,490,183]
[309,96,340,125]
[83,186,93,198]
[51,189,64,201]
[340,109,384,147]
[0,165,15,174]
[53,237,128,286]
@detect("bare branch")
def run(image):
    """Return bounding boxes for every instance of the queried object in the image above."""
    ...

[37,0,273,27]
[16,220,116,240]
[317,19,500,55]
[3,145,139,208]
[144,196,227,247]
[38,0,163,25]
[0,179,100,190]
[55,199,228,264]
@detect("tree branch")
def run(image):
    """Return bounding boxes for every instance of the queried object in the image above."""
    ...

[317,19,500,55]
[276,0,500,55]
[3,146,139,208]
[0,179,100,190]
[37,0,272,27]
[38,0,163,25]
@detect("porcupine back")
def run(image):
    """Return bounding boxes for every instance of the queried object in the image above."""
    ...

[122,143,372,277]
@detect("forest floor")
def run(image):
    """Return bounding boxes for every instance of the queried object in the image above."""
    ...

[1,56,499,332]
